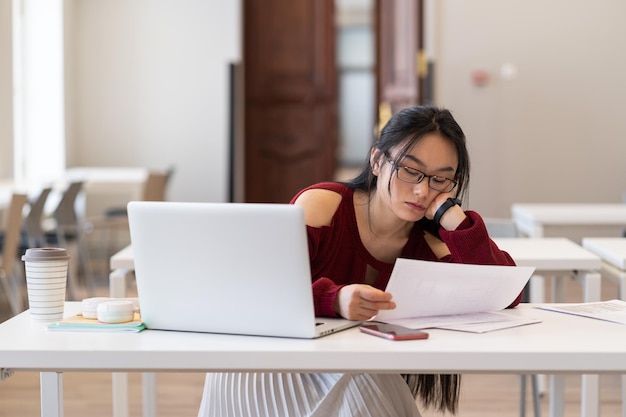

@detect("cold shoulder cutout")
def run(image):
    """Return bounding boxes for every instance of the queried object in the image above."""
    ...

[293,188,342,228]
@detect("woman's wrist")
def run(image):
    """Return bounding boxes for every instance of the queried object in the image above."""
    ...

[434,198,466,230]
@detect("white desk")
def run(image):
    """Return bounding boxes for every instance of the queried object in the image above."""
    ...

[493,237,602,417]
[1,303,625,417]
[511,203,626,241]
[581,237,626,417]
[110,239,603,417]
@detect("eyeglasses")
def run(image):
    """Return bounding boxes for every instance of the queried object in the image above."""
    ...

[386,157,457,193]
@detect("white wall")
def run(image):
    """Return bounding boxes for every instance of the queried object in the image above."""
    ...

[434,0,626,217]
[0,0,13,178]
[3,1,625,213]
[64,0,241,203]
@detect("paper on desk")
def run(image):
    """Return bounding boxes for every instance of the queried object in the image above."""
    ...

[384,311,542,333]
[537,299,626,324]
[375,259,535,322]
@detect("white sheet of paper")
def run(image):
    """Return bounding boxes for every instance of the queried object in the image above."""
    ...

[538,300,626,324]
[375,259,535,321]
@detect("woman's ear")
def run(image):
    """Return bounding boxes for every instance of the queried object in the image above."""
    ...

[370,149,382,176]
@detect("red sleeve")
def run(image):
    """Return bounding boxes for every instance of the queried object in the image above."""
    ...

[438,211,523,308]
[305,224,346,317]
[312,277,343,317]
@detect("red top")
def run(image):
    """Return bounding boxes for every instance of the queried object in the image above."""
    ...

[290,182,521,317]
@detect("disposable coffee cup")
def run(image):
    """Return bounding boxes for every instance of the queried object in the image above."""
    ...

[22,248,70,322]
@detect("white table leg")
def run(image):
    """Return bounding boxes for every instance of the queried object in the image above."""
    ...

[529,275,546,304]
[581,375,599,417]
[143,373,157,417]
[112,373,129,417]
[552,274,567,303]
[549,374,565,417]
[110,268,132,298]
[622,375,626,417]
[40,372,63,417]
[575,271,601,303]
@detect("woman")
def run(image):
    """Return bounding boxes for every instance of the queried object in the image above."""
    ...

[198,105,520,417]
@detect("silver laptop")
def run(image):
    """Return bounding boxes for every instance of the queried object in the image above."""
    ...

[127,201,359,338]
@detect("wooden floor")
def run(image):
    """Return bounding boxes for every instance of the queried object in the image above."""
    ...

[0,371,622,417]
[1,267,624,416]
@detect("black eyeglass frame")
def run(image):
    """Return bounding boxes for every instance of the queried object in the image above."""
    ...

[385,156,458,193]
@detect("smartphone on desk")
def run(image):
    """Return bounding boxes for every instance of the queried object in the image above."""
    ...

[359,323,429,341]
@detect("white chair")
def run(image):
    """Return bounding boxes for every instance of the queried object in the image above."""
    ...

[484,217,541,417]
[0,193,28,316]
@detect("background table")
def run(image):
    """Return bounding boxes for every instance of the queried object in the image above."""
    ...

[0,167,149,224]
[63,167,148,219]
[494,237,603,417]
[111,239,604,307]
[493,238,602,303]
[511,203,626,242]
[581,237,626,416]
[582,238,626,300]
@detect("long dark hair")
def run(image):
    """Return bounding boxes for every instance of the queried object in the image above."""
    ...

[346,105,468,413]
[347,105,470,204]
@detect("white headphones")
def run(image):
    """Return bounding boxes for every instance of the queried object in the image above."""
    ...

[81,297,139,323]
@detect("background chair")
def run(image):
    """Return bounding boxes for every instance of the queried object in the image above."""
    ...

[84,168,174,281]
[23,186,52,249]
[484,217,519,239]
[484,217,541,417]
[47,182,94,298]
[102,167,174,218]
[0,193,28,316]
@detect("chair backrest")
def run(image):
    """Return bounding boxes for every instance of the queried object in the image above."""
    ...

[483,217,518,238]
[1,193,28,277]
[24,187,52,248]
[142,168,173,202]
[53,182,83,228]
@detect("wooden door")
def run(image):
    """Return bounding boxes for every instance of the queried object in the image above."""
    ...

[244,0,337,203]
[375,0,423,128]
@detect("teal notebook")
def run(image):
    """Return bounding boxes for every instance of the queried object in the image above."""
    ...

[47,312,145,333]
